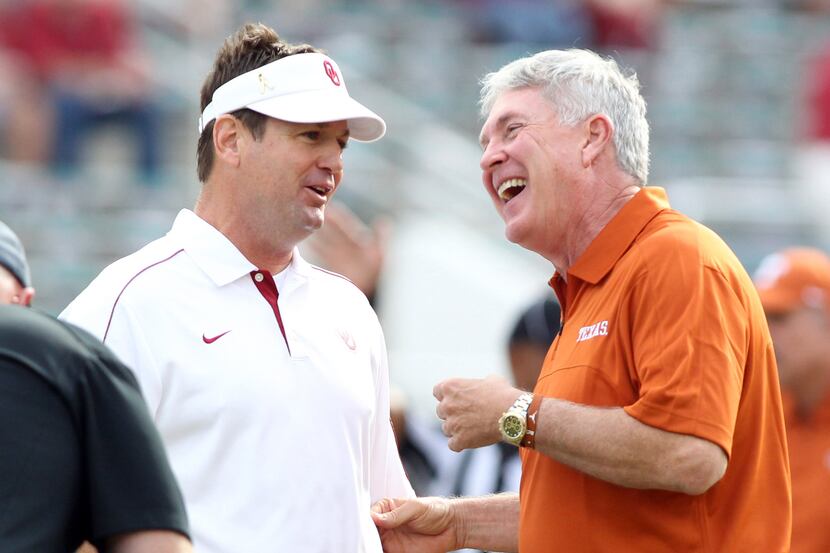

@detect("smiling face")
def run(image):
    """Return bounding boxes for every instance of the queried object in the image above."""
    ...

[239,117,349,248]
[479,87,589,258]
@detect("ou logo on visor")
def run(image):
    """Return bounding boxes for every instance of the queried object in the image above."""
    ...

[324,60,341,86]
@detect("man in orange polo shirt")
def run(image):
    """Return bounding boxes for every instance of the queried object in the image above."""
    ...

[755,248,830,553]
[372,48,791,552]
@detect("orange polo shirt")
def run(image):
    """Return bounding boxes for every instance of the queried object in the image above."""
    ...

[519,187,791,552]
[784,392,830,553]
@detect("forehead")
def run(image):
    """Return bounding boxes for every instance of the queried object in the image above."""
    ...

[479,87,554,144]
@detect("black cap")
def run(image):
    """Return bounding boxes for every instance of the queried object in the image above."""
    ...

[0,221,31,287]
[509,296,561,347]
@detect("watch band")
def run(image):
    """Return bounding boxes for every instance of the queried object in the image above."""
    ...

[512,392,533,414]
[520,394,543,449]
[499,392,534,446]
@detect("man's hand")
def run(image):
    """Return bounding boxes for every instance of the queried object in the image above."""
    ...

[305,202,390,299]
[371,497,459,553]
[434,375,522,451]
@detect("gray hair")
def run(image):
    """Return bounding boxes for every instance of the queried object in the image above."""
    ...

[480,49,650,185]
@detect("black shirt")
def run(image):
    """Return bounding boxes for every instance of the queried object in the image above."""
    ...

[0,306,189,552]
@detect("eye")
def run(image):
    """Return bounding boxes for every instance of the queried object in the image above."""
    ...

[337,138,349,151]
[506,123,522,138]
[302,131,321,141]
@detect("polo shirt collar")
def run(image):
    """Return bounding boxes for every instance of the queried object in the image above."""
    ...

[567,187,670,285]
[169,209,312,287]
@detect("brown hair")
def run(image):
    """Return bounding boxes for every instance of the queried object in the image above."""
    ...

[196,23,321,183]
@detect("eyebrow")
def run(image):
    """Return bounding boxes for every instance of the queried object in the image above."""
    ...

[310,122,351,140]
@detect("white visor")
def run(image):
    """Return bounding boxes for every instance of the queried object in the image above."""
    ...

[198,52,386,142]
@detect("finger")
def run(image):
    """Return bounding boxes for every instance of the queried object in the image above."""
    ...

[435,401,446,421]
[441,420,451,437]
[371,497,396,515]
[433,381,445,401]
[372,499,425,529]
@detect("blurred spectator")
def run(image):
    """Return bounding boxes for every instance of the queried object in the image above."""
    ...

[453,0,593,46]
[755,247,830,553]
[382,296,561,503]
[0,0,162,180]
[445,295,560,553]
[803,40,830,141]
[0,220,35,306]
[0,305,191,553]
[584,0,662,50]
[0,220,189,552]
[303,202,390,306]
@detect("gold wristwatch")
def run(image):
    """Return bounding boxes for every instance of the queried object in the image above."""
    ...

[498,392,534,446]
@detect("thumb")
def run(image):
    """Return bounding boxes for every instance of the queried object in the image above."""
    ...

[371,499,424,529]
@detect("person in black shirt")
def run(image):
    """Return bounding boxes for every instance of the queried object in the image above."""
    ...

[0,305,191,553]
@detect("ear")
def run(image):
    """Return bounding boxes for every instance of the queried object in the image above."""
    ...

[19,287,34,307]
[212,114,242,168]
[11,286,35,307]
[581,114,613,168]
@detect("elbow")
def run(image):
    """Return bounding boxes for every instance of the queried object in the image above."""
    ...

[666,440,728,496]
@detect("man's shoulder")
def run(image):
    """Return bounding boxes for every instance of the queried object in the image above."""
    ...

[306,263,370,301]
[635,209,733,262]
[87,236,185,295]
[60,234,186,333]
[626,209,750,289]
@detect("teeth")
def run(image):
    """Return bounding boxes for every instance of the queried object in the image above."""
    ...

[497,178,527,201]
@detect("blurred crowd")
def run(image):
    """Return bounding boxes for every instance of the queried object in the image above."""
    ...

[0,3,829,548]
[1,0,828,185]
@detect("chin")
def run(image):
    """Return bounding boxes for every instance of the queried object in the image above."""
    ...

[304,209,325,230]
[504,221,529,246]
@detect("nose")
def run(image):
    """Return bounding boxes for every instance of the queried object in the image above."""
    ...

[319,140,345,183]
[479,140,506,172]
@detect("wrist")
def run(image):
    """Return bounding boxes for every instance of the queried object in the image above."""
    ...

[449,498,467,551]
[520,394,543,449]
[498,392,534,446]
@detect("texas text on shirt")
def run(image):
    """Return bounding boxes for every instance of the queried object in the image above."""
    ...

[519,187,791,552]
[60,209,414,553]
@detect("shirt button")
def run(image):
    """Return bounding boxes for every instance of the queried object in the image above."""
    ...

[255,272,264,282]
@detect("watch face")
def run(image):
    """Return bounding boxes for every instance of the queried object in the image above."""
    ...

[503,414,524,439]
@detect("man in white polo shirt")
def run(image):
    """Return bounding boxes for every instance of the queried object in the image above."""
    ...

[60,22,413,553]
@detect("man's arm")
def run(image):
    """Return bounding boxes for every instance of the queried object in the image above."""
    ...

[531,397,727,494]
[372,493,519,553]
[106,530,191,553]
[105,530,191,553]
[435,376,727,495]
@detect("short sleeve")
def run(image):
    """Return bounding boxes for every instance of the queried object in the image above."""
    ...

[70,328,190,545]
[62,289,164,416]
[623,253,747,457]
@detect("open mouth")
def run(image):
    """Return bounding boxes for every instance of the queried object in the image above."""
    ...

[497,178,527,202]
[307,185,329,198]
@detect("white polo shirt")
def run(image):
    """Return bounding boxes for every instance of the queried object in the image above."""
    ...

[61,209,413,553]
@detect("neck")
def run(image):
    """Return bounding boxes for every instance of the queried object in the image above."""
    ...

[194,187,294,274]
[551,181,642,278]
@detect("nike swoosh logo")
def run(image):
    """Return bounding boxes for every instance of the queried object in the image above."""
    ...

[203,330,231,344]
